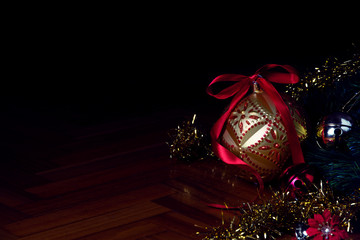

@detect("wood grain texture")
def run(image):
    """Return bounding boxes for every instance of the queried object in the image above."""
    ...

[1,110,359,240]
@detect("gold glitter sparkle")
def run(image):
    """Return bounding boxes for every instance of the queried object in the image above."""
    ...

[200,182,360,239]
[285,51,360,101]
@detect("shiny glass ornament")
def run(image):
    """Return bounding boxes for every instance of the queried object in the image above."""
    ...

[279,163,317,198]
[316,111,354,149]
[221,84,307,182]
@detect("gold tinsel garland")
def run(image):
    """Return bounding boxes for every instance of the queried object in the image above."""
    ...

[199,183,360,239]
[167,114,215,162]
[285,51,360,101]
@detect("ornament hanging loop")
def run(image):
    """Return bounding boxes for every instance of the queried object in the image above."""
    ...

[251,74,263,93]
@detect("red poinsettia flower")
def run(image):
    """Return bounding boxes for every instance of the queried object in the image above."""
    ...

[307,209,349,240]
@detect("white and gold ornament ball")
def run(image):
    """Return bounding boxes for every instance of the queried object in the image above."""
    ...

[221,86,307,182]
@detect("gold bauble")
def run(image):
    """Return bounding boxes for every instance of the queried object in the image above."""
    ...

[221,86,307,182]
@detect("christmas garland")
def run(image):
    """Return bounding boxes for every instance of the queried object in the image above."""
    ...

[197,183,359,240]
[167,46,360,239]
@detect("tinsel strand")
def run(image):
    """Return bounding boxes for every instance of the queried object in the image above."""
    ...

[200,182,360,239]
[285,51,360,102]
[167,114,215,163]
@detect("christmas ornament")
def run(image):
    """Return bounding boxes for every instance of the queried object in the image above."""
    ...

[316,91,359,150]
[316,111,355,150]
[207,64,307,192]
[220,83,307,181]
[279,163,317,198]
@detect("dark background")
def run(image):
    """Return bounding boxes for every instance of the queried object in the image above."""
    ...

[3,10,359,132]
[1,8,359,239]
[5,30,358,116]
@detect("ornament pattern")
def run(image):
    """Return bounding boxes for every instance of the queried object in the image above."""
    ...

[221,91,306,181]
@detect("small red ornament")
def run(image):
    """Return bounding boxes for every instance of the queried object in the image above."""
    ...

[279,163,317,198]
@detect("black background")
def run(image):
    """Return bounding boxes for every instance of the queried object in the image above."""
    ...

[3,9,359,125]
[1,6,359,167]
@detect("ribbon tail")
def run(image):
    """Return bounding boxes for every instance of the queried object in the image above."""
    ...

[207,74,251,99]
[257,78,305,165]
[256,64,299,84]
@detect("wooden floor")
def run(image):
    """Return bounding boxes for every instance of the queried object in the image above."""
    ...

[0,109,358,240]
[0,109,248,240]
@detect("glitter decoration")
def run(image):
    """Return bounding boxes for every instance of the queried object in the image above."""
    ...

[285,50,360,102]
[167,114,215,163]
[200,182,360,239]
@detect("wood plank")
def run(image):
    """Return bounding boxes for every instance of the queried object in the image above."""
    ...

[36,143,167,182]
[0,228,18,240]
[0,187,35,208]
[0,204,29,225]
[74,221,166,240]
[25,154,170,198]
[160,189,237,224]
[171,160,260,202]
[166,177,255,207]
[153,195,221,227]
[17,167,171,216]
[147,231,192,240]
[4,184,173,236]
[16,201,170,240]
[0,166,49,190]
[145,211,210,239]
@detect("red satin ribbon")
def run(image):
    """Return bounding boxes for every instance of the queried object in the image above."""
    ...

[207,64,304,205]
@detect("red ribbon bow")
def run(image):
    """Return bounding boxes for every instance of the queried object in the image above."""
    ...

[207,64,304,206]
